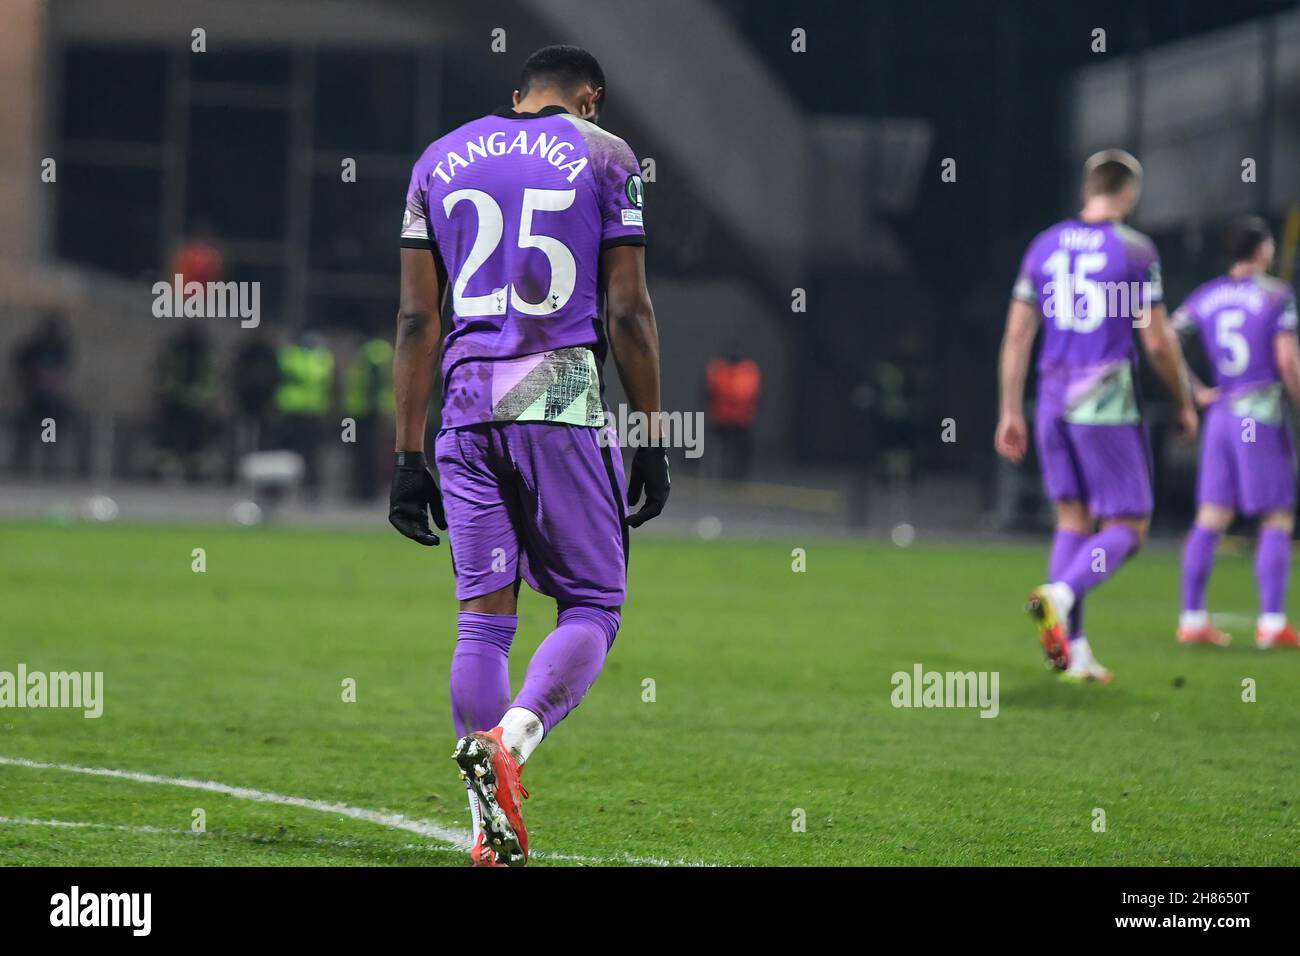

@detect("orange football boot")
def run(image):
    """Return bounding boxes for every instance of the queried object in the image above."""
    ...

[1257,624,1300,649]
[1177,624,1232,647]
[453,726,529,866]
[469,829,506,868]
[1026,586,1071,671]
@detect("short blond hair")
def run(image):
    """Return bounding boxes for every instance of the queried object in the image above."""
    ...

[1083,149,1142,197]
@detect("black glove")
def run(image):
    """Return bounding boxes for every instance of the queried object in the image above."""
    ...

[388,451,447,546]
[625,446,670,528]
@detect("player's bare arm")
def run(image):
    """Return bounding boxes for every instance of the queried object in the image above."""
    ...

[602,243,669,527]
[387,246,447,546]
[994,298,1039,464]
[1137,302,1197,439]
[1181,358,1217,408]
[1275,331,1300,408]
[393,247,442,453]
[1173,310,1218,407]
[1184,360,1217,408]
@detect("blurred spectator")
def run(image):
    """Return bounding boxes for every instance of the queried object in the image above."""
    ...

[231,330,281,471]
[273,330,334,501]
[155,323,218,481]
[343,334,394,500]
[706,348,761,481]
[861,326,929,487]
[10,313,73,477]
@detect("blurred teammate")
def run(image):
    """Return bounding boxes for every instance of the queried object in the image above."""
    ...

[1173,217,1300,649]
[388,46,668,866]
[995,150,1197,682]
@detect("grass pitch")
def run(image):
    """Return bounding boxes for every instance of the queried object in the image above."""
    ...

[0,520,1296,866]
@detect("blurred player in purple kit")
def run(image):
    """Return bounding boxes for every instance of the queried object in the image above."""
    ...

[388,46,668,865]
[1173,217,1300,649]
[995,150,1197,682]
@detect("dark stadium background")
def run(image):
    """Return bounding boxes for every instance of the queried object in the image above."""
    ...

[2,0,1297,536]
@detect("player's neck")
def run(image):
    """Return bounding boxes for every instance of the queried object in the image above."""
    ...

[1228,263,1261,281]
[1077,199,1125,224]
[511,92,575,116]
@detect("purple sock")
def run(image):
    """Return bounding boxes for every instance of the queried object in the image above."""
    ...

[1060,524,1141,600]
[1181,525,1219,611]
[450,612,517,738]
[1256,527,1291,616]
[510,605,619,735]
[1050,529,1088,640]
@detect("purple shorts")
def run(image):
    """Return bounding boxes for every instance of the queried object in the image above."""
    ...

[434,422,628,606]
[1035,414,1153,519]
[1196,404,1296,516]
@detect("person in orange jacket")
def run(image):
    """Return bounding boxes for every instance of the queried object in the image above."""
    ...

[706,349,761,481]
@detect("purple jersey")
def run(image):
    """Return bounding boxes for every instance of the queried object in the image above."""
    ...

[1013,219,1163,422]
[401,105,646,429]
[1173,274,1298,400]
[1178,275,1299,511]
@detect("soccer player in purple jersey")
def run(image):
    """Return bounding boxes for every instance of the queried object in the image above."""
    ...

[1173,217,1300,650]
[387,46,668,866]
[995,150,1197,682]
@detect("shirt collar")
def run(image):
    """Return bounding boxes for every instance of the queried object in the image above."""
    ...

[492,104,570,119]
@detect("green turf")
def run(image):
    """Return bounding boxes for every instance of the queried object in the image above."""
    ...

[0,520,1295,866]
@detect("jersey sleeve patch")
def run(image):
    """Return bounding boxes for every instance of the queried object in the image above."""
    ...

[595,135,646,244]
[556,113,648,248]
[1012,274,1036,304]
[1011,242,1038,304]
[1279,295,1298,332]
[1117,224,1164,305]
[1142,257,1164,305]
[399,170,433,249]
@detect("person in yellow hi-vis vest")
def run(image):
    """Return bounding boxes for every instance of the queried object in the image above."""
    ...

[274,331,334,500]
[343,336,395,500]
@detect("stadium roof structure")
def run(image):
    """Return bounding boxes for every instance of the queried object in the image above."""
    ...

[1069,8,1300,229]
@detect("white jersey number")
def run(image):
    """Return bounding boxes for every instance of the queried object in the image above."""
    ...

[441,187,577,317]
[1044,250,1108,334]
[1214,309,1249,376]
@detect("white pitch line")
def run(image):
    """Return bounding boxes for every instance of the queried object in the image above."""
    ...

[1,816,181,836]
[0,755,703,867]
[0,815,464,856]
[0,754,469,846]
